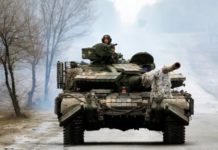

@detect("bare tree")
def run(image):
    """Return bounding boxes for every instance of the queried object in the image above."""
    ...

[22,0,43,107]
[0,0,42,115]
[0,0,25,116]
[25,28,43,107]
[40,0,93,100]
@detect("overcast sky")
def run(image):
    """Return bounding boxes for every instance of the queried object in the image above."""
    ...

[59,0,218,112]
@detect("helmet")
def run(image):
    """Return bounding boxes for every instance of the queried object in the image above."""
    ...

[101,34,112,44]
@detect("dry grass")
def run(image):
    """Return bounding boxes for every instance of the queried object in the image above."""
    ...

[0,111,33,145]
[0,109,53,146]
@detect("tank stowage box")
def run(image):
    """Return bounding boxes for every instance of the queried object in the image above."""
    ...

[55,43,194,145]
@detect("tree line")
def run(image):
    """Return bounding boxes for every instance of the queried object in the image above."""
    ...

[0,0,93,117]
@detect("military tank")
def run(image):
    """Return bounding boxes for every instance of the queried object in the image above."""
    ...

[55,43,194,145]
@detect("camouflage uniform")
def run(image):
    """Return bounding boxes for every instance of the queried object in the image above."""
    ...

[142,68,172,100]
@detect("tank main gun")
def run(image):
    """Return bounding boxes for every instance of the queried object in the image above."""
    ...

[162,62,181,74]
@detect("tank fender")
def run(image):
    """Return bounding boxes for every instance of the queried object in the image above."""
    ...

[59,105,83,126]
[59,94,86,126]
[163,103,189,125]
[162,98,189,110]
[61,96,85,114]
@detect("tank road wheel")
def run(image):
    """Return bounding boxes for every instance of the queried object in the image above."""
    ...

[163,117,185,144]
[63,115,84,145]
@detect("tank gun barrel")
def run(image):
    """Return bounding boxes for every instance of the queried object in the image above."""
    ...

[162,62,181,74]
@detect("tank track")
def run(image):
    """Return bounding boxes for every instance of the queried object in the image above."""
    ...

[63,115,84,145]
[163,116,185,144]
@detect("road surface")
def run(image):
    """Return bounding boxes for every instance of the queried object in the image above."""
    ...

[1,112,218,150]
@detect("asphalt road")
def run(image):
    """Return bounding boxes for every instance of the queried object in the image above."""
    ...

[2,113,218,150]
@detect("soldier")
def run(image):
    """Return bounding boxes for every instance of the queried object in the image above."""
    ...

[102,34,112,45]
[101,34,122,63]
[101,34,117,51]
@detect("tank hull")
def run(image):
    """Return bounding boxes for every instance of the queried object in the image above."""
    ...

[55,91,193,131]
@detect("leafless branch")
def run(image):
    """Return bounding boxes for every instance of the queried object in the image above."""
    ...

[40,0,94,100]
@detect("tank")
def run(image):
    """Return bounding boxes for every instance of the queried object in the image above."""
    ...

[55,43,194,145]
